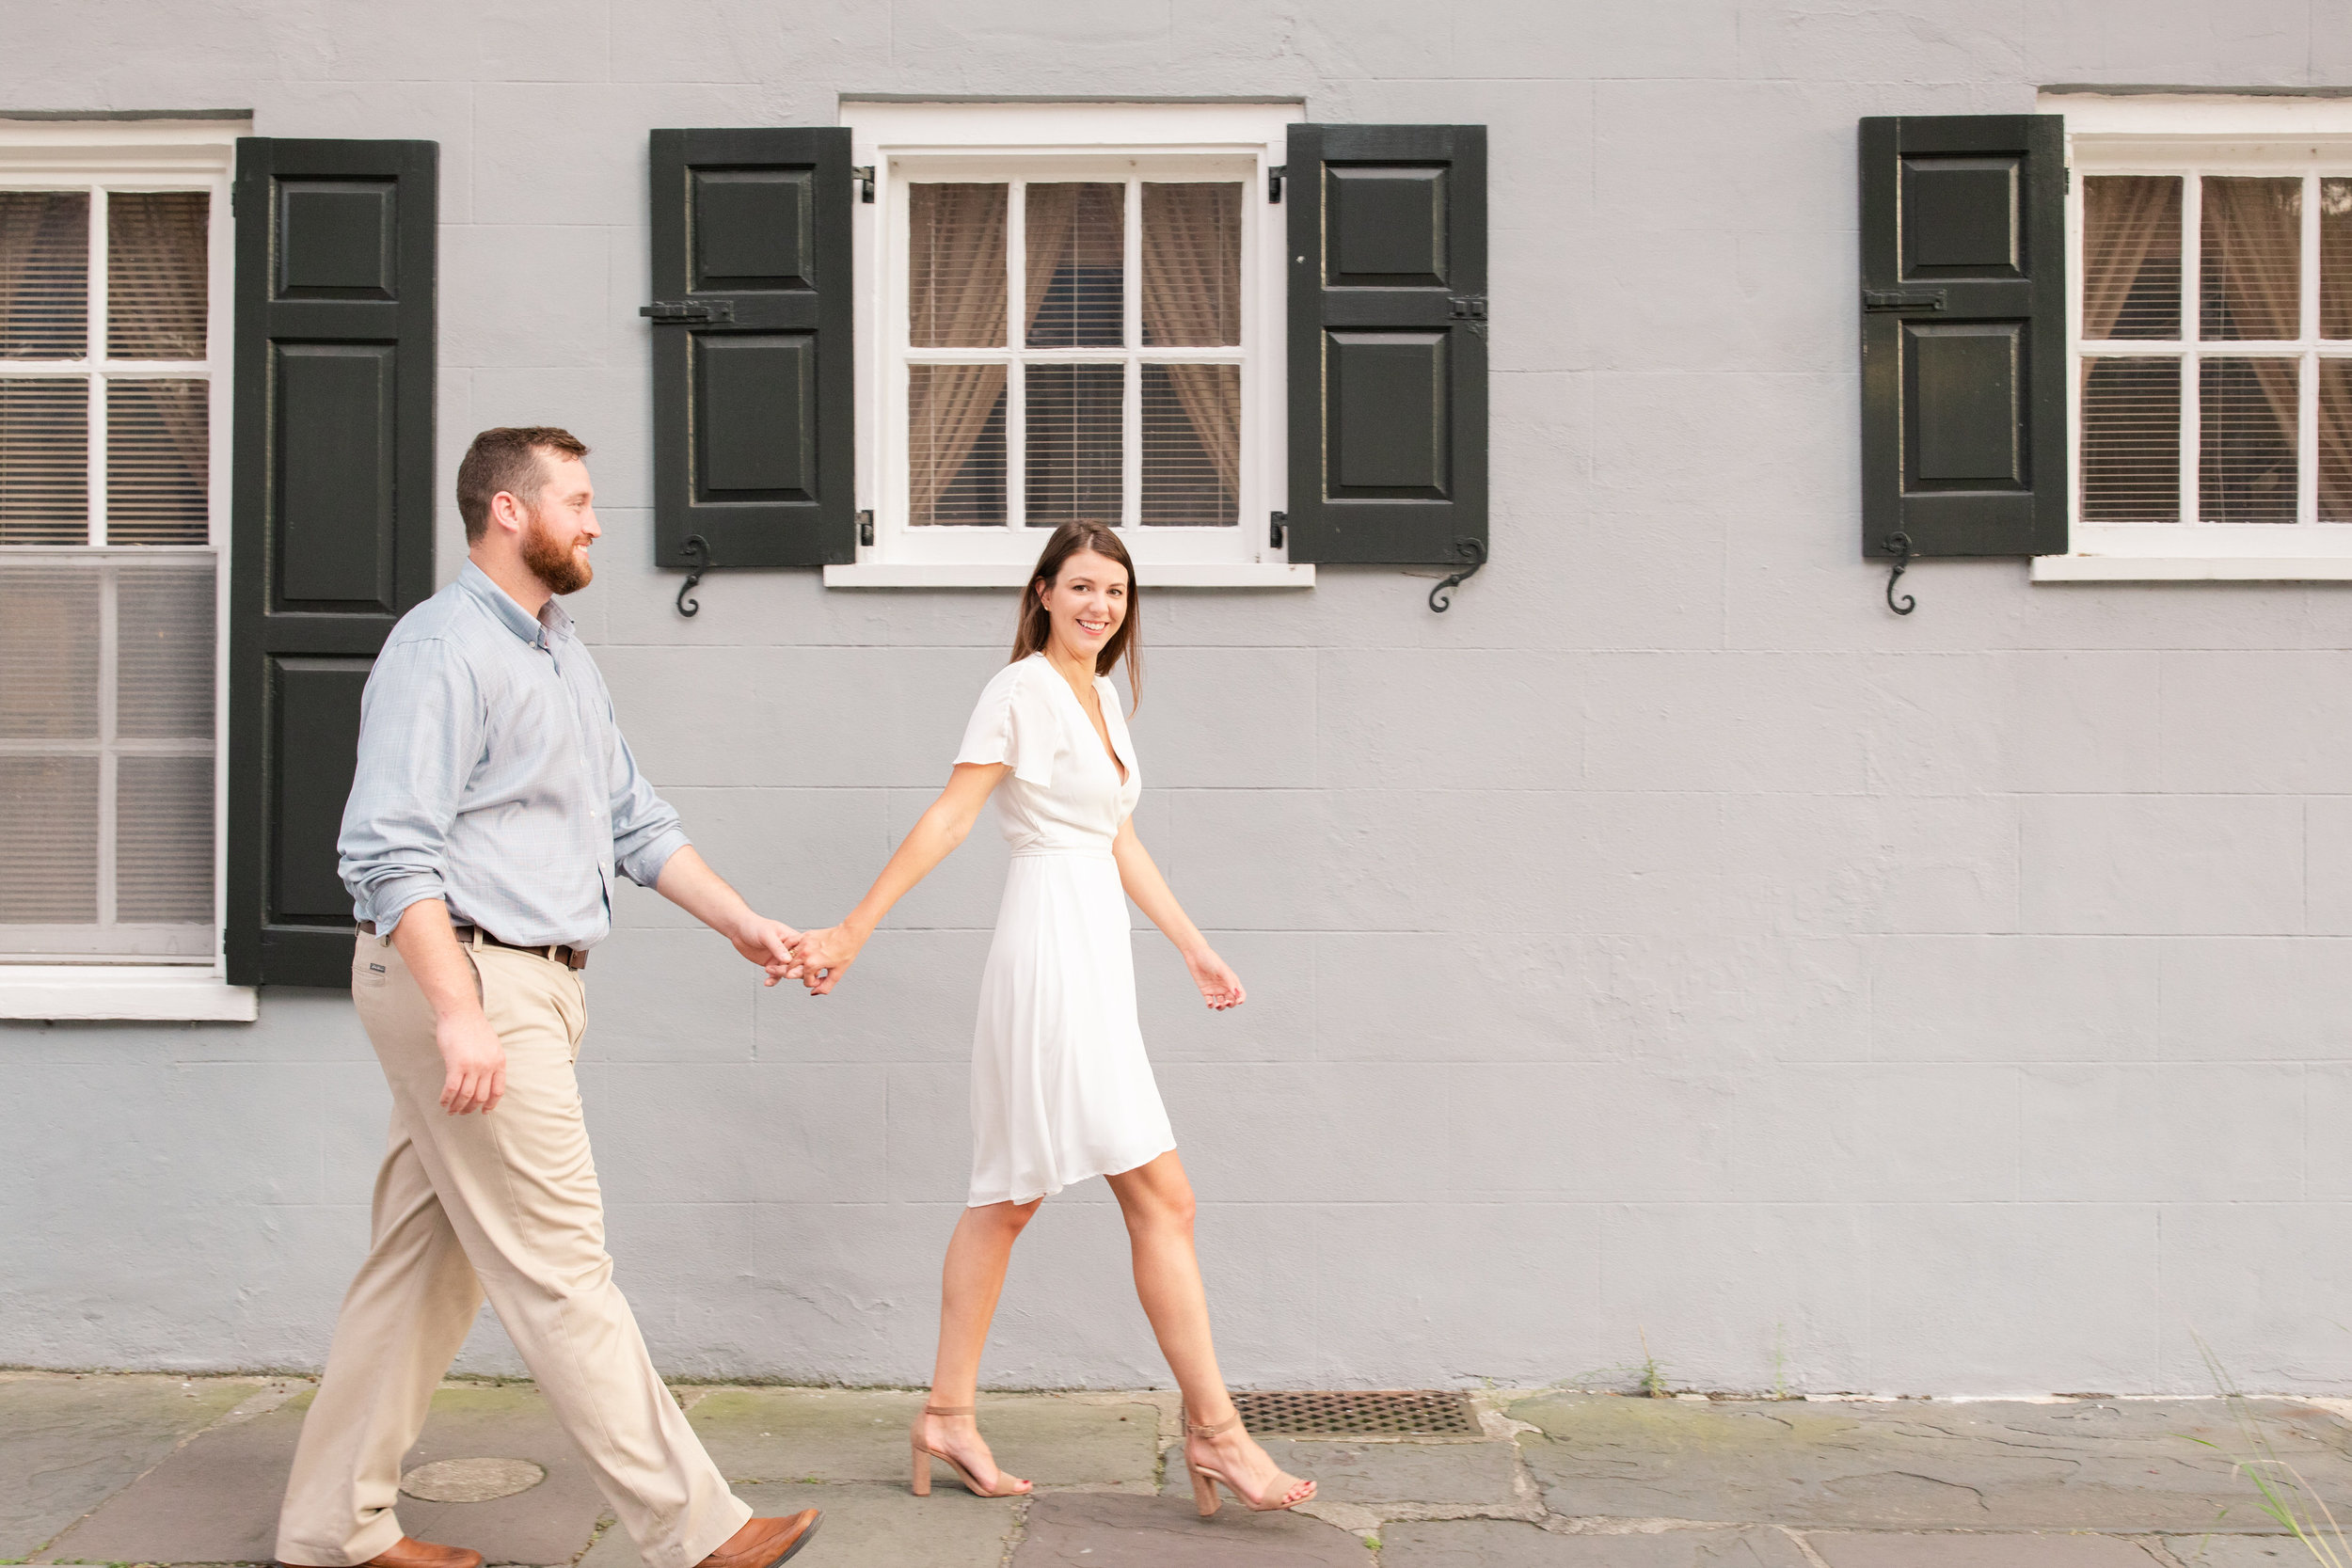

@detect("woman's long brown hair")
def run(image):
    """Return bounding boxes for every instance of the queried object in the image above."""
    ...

[1012,520,1140,702]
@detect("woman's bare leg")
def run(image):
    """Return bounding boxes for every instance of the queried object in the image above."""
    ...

[918,1198,1041,1494]
[1104,1151,1311,1508]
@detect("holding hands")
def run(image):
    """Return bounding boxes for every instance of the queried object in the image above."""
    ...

[771,924,866,996]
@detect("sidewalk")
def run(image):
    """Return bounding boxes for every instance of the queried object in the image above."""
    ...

[4,1370,2344,1566]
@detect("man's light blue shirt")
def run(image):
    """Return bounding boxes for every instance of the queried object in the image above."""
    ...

[338,560,688,948]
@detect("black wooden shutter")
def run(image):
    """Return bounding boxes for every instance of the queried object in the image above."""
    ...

[227,138,437,988]
[1859,115,2066,558]
[647,128,854,568]
[1285,123,1487,568]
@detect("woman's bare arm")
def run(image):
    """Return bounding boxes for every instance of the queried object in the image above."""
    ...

[779,761,1008,995]
[1113,816,1245,1009]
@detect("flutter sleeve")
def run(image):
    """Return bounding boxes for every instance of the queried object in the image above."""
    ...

[953,660,1057,787]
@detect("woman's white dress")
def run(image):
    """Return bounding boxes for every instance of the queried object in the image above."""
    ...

[953,654,1175,1207]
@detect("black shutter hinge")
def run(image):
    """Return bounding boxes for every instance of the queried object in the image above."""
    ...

[1448,295,1487,321]
[858,509,874,546]
[2064,166,2072,193]
[1861,289,1946,312]
[640,299,734,324]
[853,165,875,203]
[1267,165,1286,203]
[1269,510,1286,548]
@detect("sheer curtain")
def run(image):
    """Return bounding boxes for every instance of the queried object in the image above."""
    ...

[2200,178,2302,521]
[1139,183,1242,508]
[908,184,1009,525]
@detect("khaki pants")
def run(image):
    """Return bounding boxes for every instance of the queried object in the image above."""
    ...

[277,935,750,1568]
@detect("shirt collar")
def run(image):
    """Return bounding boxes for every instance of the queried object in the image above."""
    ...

[459,560,573,648]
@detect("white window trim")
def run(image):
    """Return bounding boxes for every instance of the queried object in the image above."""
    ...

[833,100,1311,589]
[2037,92,2352,581]
[0,117,255,1022]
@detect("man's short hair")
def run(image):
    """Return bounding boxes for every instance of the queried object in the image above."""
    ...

[455,426,590,544]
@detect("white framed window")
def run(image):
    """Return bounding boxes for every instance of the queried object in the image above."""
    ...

[2041,93,2352,580]
[834,100,1310,588]
[0,117,252,1021]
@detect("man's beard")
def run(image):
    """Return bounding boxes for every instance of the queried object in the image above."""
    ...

[521,510,593,595]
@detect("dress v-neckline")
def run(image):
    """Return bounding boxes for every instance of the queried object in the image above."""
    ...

[1038,656,1128,786]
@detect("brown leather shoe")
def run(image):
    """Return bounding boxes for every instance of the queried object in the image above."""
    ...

[696,1512,821,1568]
[283,1538,484,1568]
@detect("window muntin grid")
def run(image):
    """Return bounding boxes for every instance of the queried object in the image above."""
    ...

[883,153,1259,558]
[2074,161,2352,527]
[0,165,224,962]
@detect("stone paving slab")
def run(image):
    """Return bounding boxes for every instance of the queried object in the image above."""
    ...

[1012,1489,1373,1566]
[0,1372,255,1560]
[2165,1537,2318,1565]
[691,1388,1158,1488]
[378,1385,608,1565]
[579,1481,1017,1568]
[1379,1520,1815,1565]
[39,1392,313,1564]
[1511,1396,2352,1533]
[1805,1531,2168,1566]
[1164,1436,1522,1511]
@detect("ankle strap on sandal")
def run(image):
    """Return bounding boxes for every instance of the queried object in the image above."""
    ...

[1183,1408,1242,1438]
[923,1403,974,1417]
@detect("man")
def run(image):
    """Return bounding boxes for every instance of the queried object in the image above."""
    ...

[276,428,818,1568]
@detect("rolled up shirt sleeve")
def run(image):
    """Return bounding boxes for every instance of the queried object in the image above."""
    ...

[606,722,689,889]
[338,638,485,935]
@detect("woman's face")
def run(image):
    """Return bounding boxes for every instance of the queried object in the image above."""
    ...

[1037,547,1128,664]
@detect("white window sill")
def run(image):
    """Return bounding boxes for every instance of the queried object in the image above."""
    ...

[2034,555,2352,580]
[2033,524,2352,581]
[824,562,1314,589]
[0,967,259,1022]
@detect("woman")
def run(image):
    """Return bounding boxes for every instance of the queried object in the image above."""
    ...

[782,521,1314,1518]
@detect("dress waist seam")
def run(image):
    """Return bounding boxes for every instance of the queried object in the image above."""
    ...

[1008,847,1117,862]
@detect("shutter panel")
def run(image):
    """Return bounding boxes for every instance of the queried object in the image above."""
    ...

[1285,123,1487,567]
[1859,115,2066,557]
[647,128,854,569]
[226,138,437,988]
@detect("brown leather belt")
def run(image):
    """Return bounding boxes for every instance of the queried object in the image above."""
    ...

[358,920,590,971]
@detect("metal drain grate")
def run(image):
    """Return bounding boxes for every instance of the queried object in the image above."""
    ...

[1232,1389,1478,1436]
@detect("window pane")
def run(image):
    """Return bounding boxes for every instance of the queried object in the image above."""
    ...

[2201,176,2301,341]
[909,183,1008,349]
[106,378,208,544]
[1142,364,1238,526]
[0,561,100,738]
[2320,360,2352,521]
[2199,356,2297,522]
[0,755,98,925]
[2083,176,2181,341]
[107,191,208,360]
[118,560,215,738]
[118,753,214,923]
[2322,179,2352,341]
[0,191,88,358]
[909,364,1006,525]
[1025,362,1122,525]
[1025,183,1123,349]
[0,378,88,545]
[1141,183,1243,347]
[2079,357,2181,522]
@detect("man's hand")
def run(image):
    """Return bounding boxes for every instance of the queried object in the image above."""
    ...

[733,914,805,986]
[437,1008,507,1115]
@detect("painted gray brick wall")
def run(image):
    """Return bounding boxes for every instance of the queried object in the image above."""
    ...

[5,0,2351,1397]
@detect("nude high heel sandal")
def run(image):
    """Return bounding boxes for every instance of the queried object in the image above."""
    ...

[1182,1407,1316,1516]
[909,1404,1030,1498]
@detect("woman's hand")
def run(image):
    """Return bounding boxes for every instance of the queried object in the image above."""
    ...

[783,925,866,995]
[1184,947,1247,1010]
